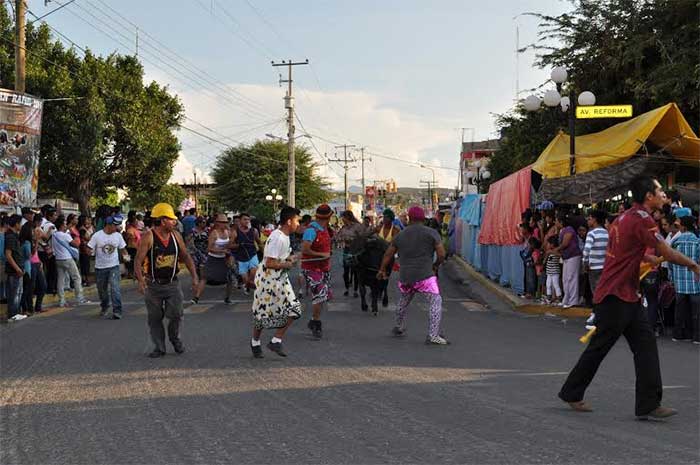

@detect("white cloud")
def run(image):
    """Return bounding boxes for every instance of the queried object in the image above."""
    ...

[151,72,468,190]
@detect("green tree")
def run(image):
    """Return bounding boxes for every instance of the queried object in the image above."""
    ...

[211,140,329,212]
[489,0,700,184]
[0,5,183,213]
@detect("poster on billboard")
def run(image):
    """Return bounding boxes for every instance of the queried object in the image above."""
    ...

[0,88,43,208]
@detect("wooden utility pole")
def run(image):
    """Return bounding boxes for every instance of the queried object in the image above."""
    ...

[271,59,309,207]
[15,0,26,93]
[358,147,370,217]
[193,171,198,214]
[329,144,355,210]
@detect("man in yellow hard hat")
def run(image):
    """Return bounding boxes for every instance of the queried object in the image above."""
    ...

[135,203,199,358]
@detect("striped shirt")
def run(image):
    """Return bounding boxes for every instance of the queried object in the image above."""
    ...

[669,232,700,295]
[582,227,608,270]
[546,253,561,276]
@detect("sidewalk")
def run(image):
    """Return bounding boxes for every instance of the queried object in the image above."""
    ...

[0,276,139,321]
[453,255,591,319]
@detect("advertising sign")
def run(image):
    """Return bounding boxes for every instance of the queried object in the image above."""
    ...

[0,89,43,207]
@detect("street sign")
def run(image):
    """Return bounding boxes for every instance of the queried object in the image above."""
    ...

[576,105,633,119]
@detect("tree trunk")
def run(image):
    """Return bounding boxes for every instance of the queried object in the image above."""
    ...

[75,179,92,216]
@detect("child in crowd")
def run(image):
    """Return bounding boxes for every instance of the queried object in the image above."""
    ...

[545,235,562,304]
[519,237,541,299]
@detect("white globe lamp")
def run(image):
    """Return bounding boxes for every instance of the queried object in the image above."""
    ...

[481,170,491,180]
[578,91,596,106]
[551,66,568,84]
[543,89,562,107]
[265,195,273,201]
[560,96,570,112]
[523,95,541,112]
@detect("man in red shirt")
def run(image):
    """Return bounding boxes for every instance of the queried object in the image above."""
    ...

[301,204,334,339]
[559,176,700,420]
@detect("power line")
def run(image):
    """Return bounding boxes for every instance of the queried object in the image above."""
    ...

[57,0,275,121]
[92,0,271,115]
[26,0,77,25]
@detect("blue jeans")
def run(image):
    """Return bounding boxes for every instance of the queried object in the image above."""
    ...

[6,274,23,318]
[95,266,122,315]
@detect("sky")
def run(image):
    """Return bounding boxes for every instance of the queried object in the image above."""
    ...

[28,0,572,190]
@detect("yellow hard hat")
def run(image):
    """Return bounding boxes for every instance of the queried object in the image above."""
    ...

[151,202,177,220]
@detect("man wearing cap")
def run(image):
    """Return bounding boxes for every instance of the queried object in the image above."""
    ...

[377,205,449,345]
[301,204,334,339]
[135,203,199,358]
[87,214,130,319]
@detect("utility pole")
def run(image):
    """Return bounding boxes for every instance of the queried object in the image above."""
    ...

[193,170,198,214]
[15,0,26,93]
[328,144,355,210]
[420,180,438,214]
[358,147,370,217]
[271,59,309,207]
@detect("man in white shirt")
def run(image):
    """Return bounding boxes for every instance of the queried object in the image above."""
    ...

[52,215,87,307]
[39,206,58,294]
[88,214,129,319]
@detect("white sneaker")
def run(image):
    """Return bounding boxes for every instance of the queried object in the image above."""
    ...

[425,335,451,345]
[77,299,91,305]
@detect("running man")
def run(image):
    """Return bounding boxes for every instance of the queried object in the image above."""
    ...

[135,203,198,358]
[558,176,700,420]
[250,206,302,358]
[301,204,334,339]
[231,213,260,295]
[377,206,449,345]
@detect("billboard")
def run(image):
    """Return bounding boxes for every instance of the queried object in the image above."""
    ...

[0,89,43,207]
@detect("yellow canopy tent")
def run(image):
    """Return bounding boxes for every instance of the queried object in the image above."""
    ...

[532,103,700,179]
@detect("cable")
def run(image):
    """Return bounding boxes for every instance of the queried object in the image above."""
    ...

[27,0,77,24]
[58,0,275,121]
[92,0,271,115]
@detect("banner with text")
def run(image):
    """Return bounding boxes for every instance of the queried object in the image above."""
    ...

[0,89,43,207]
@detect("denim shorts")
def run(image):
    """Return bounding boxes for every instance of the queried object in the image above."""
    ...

[238,255,260,275]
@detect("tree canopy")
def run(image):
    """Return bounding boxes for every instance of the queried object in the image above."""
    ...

[487,0,699,186]
[0,4,183,213]
[211,140,329,217]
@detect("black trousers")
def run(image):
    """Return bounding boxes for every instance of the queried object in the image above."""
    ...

[559,295,662,416]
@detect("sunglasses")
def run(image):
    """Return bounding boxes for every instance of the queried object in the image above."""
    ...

[216,220,229,224]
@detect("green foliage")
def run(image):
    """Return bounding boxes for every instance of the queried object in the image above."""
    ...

[0,4,183,214]
[128,184,186,212]
[211,140,329,212]
[89,188,120,211]
[489,0,700,184]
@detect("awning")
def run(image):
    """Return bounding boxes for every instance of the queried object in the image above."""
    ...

[532,103,700,179]
[479,166,531,246]
[535,152,681,204]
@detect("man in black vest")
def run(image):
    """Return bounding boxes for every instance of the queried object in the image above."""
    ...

[135,203,198,358]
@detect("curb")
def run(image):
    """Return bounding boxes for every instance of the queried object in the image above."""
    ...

[452,255,591,319]
[0,277,139,321]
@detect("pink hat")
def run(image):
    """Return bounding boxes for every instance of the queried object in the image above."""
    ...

[408,206,425,221]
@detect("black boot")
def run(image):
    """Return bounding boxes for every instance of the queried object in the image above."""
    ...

[308,319,322,339]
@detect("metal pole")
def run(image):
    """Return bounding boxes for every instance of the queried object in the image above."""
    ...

[569,88,576,176]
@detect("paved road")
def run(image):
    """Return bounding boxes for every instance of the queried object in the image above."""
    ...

[1,255,698,464]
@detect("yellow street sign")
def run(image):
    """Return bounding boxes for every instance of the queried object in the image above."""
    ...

[576,105,633,119]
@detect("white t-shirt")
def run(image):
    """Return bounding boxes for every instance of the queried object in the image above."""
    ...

[264,229,291,261]
[88,230,127,269]
[52,231,75,260]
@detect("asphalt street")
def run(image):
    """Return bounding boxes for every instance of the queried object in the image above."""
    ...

[1,255,698,465]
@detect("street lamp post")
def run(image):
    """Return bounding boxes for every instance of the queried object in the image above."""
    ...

[265,188,284,217]
[465,159,491,194]
[523,66,596,176]
[419,164,437,213]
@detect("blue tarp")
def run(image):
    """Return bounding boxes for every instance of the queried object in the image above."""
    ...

[459,194,483,226]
